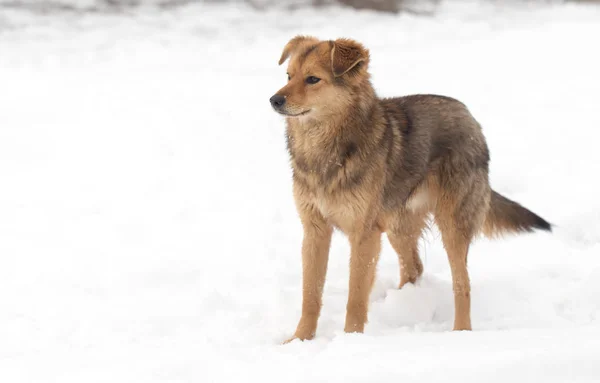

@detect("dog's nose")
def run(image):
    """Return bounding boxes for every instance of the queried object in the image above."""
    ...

[270,94,286,108]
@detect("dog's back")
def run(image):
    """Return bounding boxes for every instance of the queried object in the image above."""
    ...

[381,94,550,236]
[379,95,489,212]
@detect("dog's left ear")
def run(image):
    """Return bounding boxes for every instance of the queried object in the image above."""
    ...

[331,38,369,77]
[279,35,319,65]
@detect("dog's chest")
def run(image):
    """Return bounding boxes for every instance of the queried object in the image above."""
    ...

[288,130,368,232]
[301,182,363,233]
[318,193,352,225]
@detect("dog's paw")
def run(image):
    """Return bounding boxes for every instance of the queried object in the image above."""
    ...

[282,336,300,345]
[282,331,315,344]
[399,272,420,289]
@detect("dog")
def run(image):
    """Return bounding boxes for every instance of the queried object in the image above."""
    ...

[270,36,551,342]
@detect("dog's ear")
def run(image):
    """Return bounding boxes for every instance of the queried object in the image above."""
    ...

[331,38,369,77]
[278,35,318,65]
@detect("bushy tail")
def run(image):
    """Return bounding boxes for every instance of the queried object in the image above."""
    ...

[483,190,551,237]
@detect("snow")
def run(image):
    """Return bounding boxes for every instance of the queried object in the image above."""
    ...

[1,2,600,382]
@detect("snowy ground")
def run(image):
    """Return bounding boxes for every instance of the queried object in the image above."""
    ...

[1,2,600,382]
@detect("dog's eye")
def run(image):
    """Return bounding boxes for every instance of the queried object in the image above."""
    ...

[287,73,291,81]
[306,76,321,84]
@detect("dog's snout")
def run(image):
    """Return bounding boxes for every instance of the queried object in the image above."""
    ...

[270,94,286,109]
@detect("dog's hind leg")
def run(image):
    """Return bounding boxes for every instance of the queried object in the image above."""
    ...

[386,209,427,288]
[435,171,489,331]
[438,222,472,331]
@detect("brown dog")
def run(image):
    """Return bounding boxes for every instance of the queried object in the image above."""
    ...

[270,36,551,342]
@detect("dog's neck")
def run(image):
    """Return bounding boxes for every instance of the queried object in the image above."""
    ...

[285,81,381,173]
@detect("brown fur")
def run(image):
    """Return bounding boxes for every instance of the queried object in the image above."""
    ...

[271,36,551,342]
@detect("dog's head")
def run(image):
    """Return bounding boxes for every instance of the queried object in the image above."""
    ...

[270,36,370,120]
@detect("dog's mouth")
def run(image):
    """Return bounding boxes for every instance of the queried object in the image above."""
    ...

[277,109,311,117]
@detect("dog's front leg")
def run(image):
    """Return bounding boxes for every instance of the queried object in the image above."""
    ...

[344,229,381,333]
[285,208,333,343]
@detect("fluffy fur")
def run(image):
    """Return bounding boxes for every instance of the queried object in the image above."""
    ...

[270,36,551,342]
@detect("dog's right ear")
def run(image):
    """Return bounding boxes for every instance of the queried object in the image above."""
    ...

[278,36,318,65]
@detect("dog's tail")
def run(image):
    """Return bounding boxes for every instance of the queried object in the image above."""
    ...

[483,190,551,237]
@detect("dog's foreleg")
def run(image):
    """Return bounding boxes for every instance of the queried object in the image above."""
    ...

[344,229,381,333]
[286,210,332,343]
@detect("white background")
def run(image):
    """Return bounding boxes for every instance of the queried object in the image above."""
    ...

[1,1,599,382]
